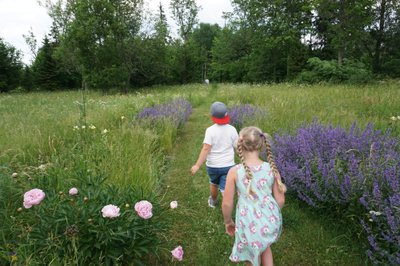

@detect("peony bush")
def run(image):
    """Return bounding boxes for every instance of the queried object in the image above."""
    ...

[9,175,173,265]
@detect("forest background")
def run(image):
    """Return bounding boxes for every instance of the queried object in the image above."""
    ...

[1,0,400,93]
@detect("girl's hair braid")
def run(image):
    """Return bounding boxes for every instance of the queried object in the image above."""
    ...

[262,133,287,193]
[237,137,255,195]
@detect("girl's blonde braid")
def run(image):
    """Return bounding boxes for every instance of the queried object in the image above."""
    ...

[237,138,255,196]
[262,133,287,193]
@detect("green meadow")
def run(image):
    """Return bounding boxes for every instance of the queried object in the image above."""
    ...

[1,82,399,265]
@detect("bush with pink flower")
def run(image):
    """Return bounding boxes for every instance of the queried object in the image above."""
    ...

[9,175,171,265]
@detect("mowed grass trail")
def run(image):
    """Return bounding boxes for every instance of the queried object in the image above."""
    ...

[160,93,367,265]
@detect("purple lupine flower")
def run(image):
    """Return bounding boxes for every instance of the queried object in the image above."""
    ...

[136,98,192,128]
[228,104,264,129]
[273,120,400,265]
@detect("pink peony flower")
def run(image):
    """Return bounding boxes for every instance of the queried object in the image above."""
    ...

[101,204,120,218]
[134,200,153,219]
[170,201,178,209]
[171,245,184,261]
[69,187,78,196]
[23,188,45,209]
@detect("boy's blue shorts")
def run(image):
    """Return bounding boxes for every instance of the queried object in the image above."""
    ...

[206,165,234,192]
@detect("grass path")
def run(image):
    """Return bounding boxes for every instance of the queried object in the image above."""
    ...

[160,99,368,265]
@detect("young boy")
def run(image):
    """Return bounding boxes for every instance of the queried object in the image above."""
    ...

[191,101,239,208]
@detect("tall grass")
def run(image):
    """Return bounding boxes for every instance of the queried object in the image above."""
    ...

[0,89,197,190]
[1,82,399,264]
[217,82,400,135]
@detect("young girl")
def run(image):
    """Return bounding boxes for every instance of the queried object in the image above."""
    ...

[222,126,286,266]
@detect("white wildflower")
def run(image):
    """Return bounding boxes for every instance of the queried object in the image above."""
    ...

[73,125,79,131]
[390,116,397,121]
[89,124,96,130]
[11,172,18,178]
[121,116,126,120]
[369,210,382,216]
[102,129,109,134]
[398,116,400,120]
[81,125,86,129]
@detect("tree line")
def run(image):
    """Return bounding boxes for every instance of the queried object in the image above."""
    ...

[1,0,399,93]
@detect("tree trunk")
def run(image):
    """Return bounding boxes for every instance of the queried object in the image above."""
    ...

[373,0,387,73]
[338,48,343,66]
[338,0,345,67]
[286,52,291,80]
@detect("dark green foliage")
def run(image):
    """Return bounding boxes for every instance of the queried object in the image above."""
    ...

[0,38,23,92]
[170,0,199,42]
[210,27,251,82]
[31,36,80,90]
[32,37,59,90]
[297,57,372,84]
[21,66,34,91]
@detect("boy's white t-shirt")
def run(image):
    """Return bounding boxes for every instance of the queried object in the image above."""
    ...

[203,124,239,168]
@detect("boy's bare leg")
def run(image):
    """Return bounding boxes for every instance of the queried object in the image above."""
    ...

[210,184,218,201]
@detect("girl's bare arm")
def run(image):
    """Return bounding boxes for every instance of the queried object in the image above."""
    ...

[222,167,237,236]
[272,172,285,208]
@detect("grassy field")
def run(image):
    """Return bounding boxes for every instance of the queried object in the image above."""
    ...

[1,82,399,265]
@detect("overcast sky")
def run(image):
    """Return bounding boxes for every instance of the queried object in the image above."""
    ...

[0,0,232,64]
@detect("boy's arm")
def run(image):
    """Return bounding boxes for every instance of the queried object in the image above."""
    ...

[191,143,211,175]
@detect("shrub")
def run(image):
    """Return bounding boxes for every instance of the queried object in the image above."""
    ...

[274,121,400,265]
[296,57,371,84]
[9,174,170,265]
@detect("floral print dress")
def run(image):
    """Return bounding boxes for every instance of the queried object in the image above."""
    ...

[229,162,282,265]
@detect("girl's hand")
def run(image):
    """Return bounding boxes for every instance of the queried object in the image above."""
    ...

[225,221,235,236]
